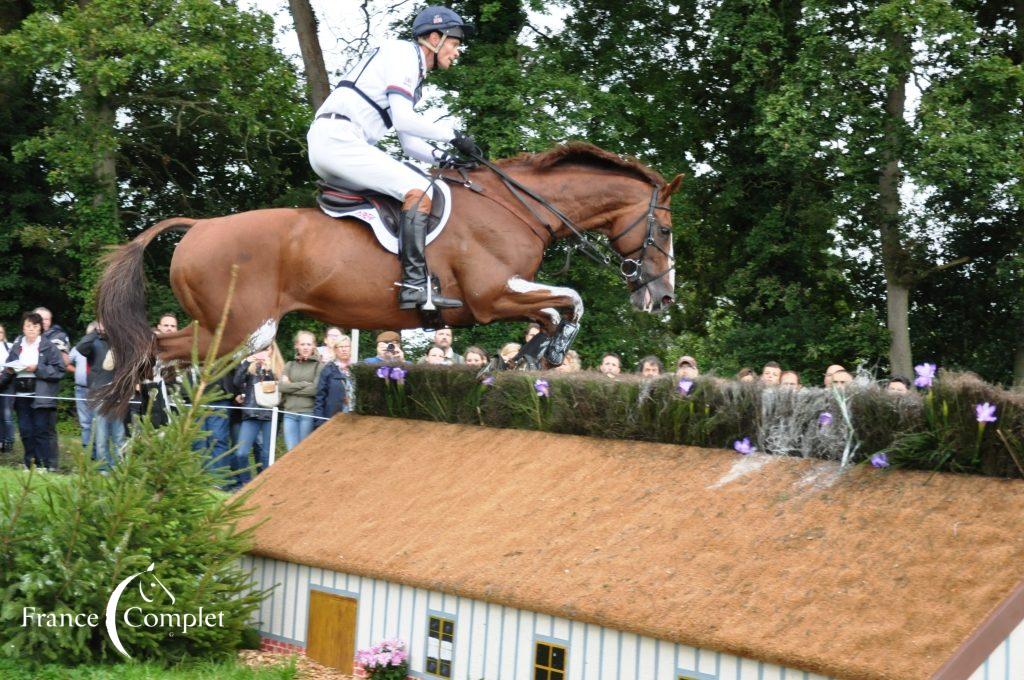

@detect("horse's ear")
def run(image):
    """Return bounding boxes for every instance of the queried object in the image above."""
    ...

[660,173,684,200]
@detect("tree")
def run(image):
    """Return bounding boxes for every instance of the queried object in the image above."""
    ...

[1,0,311,323]
[288,0,330,110]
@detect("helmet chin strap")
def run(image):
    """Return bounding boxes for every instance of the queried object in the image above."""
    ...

[418,31,449,70]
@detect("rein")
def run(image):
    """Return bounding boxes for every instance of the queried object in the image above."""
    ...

[440,151,675,290]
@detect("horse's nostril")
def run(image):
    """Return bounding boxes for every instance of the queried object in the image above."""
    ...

[662,296,674,306]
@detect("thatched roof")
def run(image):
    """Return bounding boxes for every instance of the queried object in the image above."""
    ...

[238,415,1024,680]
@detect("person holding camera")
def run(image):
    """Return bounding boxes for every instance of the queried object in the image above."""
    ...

[231,345,283,487]
[0,312,66,471]
[74,321,125,469]
[364,330,405,364]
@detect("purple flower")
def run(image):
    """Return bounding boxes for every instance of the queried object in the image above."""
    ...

[870,452,890,468]
[534,378,550,398]
[481,374,495,387]
[389,366,407,384]
[733,437,756,455]
[375,366,390,380]
[818,412,833,427]
[676,379,694,396]
[913,362,937,389]
[975,402,997,424]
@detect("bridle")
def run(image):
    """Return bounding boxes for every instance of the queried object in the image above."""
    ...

[440,150,675,293]
[607,185,675,290]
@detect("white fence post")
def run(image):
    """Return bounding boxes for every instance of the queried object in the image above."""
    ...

[268,406,279,466]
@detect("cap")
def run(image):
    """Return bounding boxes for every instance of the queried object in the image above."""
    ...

[376,331,401,344]
[677,355,697,368]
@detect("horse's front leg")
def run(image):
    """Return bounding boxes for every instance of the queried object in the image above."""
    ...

[478,275,584,366]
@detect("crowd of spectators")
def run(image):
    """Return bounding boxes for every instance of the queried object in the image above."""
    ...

[0,309,919,484]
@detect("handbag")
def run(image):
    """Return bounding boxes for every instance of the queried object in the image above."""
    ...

[253,379,280,408]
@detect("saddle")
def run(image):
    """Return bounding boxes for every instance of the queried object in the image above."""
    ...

[315,178,453,255]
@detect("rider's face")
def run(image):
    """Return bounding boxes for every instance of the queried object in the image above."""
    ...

[435,36,462,70]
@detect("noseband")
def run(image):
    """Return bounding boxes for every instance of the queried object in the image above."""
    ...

[608,186,675,290]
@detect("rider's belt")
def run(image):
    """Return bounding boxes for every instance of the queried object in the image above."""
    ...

[335,81,393,129]
[316,113,352,123]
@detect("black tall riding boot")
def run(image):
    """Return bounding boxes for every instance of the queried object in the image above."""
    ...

[398,208,462,310]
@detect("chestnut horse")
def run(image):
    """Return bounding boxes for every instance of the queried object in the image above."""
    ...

[95,142,681,411]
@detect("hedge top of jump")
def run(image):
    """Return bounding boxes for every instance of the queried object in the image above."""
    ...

[239,414,1024,680]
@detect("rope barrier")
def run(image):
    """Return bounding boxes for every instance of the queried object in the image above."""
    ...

[1,392,330,419]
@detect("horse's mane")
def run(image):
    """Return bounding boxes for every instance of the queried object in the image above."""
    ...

[500,142,665,186]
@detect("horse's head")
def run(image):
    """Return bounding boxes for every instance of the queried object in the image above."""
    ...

[607,173,683,313]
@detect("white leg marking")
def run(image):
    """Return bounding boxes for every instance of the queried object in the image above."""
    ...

[244,318,277,355]
[506,276,584,322]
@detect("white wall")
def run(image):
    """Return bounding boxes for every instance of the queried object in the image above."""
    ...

[243,555,835,680]
[968,614,1024,680]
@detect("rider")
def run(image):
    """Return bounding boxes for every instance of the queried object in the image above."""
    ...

[307,5,480,311]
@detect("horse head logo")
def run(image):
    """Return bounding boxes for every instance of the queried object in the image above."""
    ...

[104,563,174,658]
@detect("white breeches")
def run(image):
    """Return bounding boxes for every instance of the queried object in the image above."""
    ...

[307,118,432,201]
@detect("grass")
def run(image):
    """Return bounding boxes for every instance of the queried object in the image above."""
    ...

[0,657,298,679]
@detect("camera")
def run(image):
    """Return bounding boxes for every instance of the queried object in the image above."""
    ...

[385,343,397,353]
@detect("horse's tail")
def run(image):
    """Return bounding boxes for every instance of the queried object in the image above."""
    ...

[95,218,197,416]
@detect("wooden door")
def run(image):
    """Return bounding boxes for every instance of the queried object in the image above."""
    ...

[306,590,358,672]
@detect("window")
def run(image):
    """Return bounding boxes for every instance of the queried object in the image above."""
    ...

[534,641,567,680]
[425,615,454,678]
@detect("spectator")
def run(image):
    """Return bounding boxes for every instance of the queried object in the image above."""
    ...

[829,370,853,390]
[823,364,846,387]
[554,349,581,373]
[365,331,405,364]
[425,345,446,365]
[1,312,65,471]
[32,306,70,355]
[524,323,542,344]
[280,330,325,451]
[194,368,236,482]
[67,320,99,456]
[489,342,522,371]
[231,344,283,487]
[464,346,489,368]
[155,313,178,334]
[886,376,910,394]
[675,355,699,379]
[146,362,184,428]
[761,361,782,385]
[736,367,756,383]
[317,327,344,363]
[314,336,355,423]
[780,370,801,389]
[428,327,463,364]
[74,322,124,469]
[599,353,622,378]
[0,324,13,453]
[638,355,664,378]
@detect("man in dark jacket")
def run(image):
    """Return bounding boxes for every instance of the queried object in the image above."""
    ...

[75,323,124,469]
[1,312,66,470]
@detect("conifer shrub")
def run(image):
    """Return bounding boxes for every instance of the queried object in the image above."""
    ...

[0,349,266,665]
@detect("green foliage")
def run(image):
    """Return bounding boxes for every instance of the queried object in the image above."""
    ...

[0,655,298,679]
[352,363,1024,478]
[0,355,266,665]
[0,0,310,323]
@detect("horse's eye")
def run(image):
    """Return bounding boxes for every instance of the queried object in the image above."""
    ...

[659,226,671,236]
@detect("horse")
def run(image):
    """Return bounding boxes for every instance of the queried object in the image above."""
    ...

[95,142,682,412]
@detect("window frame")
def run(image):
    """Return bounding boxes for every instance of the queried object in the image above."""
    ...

[423,611,457,679]
[533,636,569,680]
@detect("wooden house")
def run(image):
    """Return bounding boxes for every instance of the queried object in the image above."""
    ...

[238,415,1024,679]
